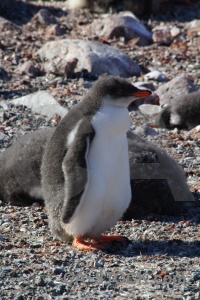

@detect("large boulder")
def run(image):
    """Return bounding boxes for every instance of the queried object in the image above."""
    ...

[92,12,152,46]
[37,39,141,77]
[155,75,199,107]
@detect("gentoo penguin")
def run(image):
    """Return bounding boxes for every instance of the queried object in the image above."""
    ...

[155,90,200,130]
[41,75,152,250]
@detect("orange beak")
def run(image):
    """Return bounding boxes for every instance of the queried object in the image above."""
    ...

[130,90,152,98]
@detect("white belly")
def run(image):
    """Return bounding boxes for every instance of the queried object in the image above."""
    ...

[65,105,132,237]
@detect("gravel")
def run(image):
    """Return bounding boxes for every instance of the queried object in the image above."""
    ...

[0,204,200,299]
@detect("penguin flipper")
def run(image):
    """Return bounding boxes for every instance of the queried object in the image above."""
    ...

[61,118,95,224]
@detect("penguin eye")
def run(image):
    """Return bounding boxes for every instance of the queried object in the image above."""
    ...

[116,89,123,95]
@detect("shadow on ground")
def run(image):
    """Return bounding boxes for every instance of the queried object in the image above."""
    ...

[0,0,67,25]
[105,239,200,257]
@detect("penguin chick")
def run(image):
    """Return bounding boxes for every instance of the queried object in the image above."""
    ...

[41,75,152,251]
[0,127,196,219]
[123,130,195,219]
[0,129,52,206]
[155,91,200,130]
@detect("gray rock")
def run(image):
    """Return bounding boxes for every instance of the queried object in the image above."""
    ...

[152,26,173,45]
[46,24,67,36]
[35,276,46,286]
[134,81,156,91]
[144,70,168,82]
[0,67,9,81]
[134,125,158,137]
[139,104,162,117]
[0,132,10,142]
[14,296,24,300]
[38,39,141,77]
[92,12,152,46]
[155,75,199,107]
[194,125,200,132]
[185,19,200,34]
[36,9,57,26]
[0,111,3,123]
[128,92,159,111]
[170,26,181,37]
[11,91,68,120]
[53,267,66,275]
[191,271,200,281]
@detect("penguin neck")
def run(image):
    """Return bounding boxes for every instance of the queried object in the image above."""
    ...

[91,102,131,136]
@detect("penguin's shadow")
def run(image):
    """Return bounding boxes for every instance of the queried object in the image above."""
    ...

[104,239,200,258]
[143,2,200,22]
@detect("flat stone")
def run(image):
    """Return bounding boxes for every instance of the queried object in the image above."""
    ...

[11,91,68,120]
[37,39,141,77]
[92,12,152,46]
[170,26,181,37]
[155,74,199,107]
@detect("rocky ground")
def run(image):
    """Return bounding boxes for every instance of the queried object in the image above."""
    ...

[0,1,200,299]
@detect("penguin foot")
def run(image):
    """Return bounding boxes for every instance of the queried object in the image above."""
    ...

[96,234,130,244]
[73,237,107,251]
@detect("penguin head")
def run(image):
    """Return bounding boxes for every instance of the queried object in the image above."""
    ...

[88,75,152,108]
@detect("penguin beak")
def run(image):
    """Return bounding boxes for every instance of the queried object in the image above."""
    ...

[128,91,159,111]
[129,90,152,98]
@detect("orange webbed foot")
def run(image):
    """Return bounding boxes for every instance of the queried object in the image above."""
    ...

[73,237,107,251]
